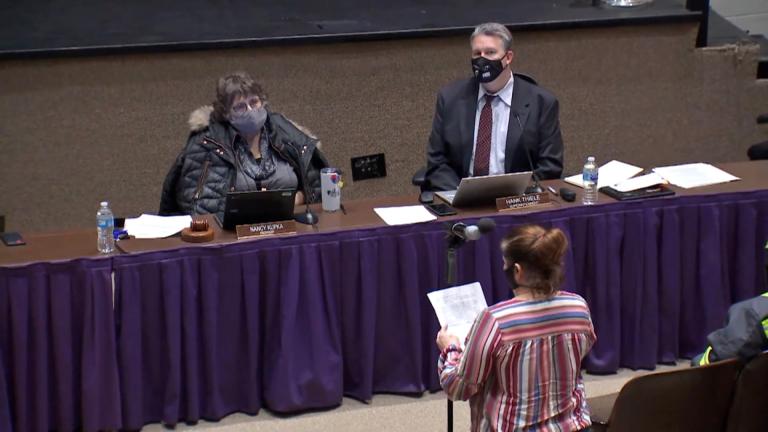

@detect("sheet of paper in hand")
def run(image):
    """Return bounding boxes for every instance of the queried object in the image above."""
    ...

[427,282,488,348]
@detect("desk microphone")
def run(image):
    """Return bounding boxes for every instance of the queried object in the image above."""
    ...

[294,189,319,225]
[514,113,543,194]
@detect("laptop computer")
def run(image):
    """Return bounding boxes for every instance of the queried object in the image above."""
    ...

[217,189,297,230]
[435,171,532,207]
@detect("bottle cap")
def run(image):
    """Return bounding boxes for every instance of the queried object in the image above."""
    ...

[100,201,109,207]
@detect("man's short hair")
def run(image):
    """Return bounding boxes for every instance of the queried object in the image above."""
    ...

[470,23,513,52]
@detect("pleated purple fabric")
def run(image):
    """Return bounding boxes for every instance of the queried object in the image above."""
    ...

[1,190,767,429]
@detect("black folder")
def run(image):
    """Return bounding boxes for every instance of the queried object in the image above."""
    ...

[599,184,675,201]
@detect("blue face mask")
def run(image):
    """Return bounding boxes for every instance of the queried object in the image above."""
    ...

[229,106,267,137]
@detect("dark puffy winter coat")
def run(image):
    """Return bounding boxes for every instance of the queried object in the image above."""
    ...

[159,106,328,220]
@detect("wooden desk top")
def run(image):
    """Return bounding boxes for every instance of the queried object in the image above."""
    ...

[1,160,766,268]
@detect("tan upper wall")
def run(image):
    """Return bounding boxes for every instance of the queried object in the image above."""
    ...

[0,22,766,232]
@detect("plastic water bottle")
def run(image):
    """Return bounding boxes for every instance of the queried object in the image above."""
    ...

[582,156,599,205]
[97,201,115,253]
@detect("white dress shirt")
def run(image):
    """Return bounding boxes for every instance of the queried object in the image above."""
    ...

[469,74,515,176]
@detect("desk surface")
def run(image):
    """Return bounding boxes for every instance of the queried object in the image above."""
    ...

[1,160,766,268]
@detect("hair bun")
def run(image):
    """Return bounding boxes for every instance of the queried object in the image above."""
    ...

[501,225,569,297]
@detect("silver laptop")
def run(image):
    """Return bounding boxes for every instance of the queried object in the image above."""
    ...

[435,171,532,207]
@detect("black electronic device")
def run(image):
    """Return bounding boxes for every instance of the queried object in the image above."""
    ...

[599,185,675,201]
[419,190,434,204]
[217,189,297,230]
[560,187,577,202]
[426,203,457,217]
[1,231,26,246]
[114,217,126,229]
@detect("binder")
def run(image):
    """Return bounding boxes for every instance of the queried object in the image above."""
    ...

[599,185,675,201]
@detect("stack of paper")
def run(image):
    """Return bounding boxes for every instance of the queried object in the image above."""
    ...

[373,205,437,226]
[652,163,740,189]
[564,160,643,189]
[427,282,488,347]
[124,214,192,239]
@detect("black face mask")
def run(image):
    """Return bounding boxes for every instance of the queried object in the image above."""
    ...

[504,264,519,291]
[471,56,505,83]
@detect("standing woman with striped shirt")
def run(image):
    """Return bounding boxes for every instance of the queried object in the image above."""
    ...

[436,224,595,432]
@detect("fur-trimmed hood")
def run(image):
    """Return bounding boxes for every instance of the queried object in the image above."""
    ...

[188,105,215,132]
[187,105,321,147]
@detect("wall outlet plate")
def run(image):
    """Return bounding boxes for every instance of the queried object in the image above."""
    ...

[351,153,387,181]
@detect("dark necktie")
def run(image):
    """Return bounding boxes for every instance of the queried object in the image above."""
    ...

[473,95,496,176]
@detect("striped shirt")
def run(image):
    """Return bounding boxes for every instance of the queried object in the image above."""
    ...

[438,291,596,432]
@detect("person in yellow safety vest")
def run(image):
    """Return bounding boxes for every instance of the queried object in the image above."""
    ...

[693,292,768,366]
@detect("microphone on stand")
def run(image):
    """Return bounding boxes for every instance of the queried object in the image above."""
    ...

[514,114,543,194]
[442,216,495,432]
[295,202,318,225]
[447,218,496,248]
[294,188,319,226]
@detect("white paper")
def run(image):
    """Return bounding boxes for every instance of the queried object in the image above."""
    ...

[124,214,192,239]
[373,205,437,226]
[564,160,644,189]
[652,163,740,189]
[612,172,667,192]
[427,282,488,347]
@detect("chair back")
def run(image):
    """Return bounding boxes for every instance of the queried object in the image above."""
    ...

[604,359,741,432]
[726,352,768,432]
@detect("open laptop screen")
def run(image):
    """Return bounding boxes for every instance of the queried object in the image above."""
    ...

[435,171,532,207]
[218,189,296,230]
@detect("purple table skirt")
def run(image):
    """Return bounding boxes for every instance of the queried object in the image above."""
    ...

[111,190,768,428]
[1,190,767,430]
[0,258,121,432]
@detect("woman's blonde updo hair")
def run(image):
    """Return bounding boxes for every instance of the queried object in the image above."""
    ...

[500,224,568,298]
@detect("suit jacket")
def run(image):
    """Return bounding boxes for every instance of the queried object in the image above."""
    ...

[425,75,564,191]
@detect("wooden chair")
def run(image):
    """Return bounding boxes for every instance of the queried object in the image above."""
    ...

[589,359,741,432]
[725,352,768,432]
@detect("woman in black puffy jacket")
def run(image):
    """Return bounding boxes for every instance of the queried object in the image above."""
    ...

[159,71,329,221]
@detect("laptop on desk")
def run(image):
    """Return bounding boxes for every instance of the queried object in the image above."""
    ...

[216,189,297,230]
[435,171,532,207]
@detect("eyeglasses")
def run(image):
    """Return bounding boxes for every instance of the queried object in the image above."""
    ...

[230,96,262,116]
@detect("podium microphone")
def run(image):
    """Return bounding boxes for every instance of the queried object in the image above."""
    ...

[294,188,319,226]
[450,218,496,241]
[447,218,496,249]
[444,216,495,432]
[514,114,543,194]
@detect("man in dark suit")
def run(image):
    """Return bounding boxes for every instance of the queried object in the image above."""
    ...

[425,23,564,191]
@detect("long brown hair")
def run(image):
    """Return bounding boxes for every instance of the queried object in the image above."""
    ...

[500,224,568,298]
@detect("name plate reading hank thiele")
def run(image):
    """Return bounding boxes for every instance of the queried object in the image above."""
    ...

[236,220,297,240]
[496,192,551,212]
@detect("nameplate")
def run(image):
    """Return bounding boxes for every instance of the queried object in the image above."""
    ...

[236,220,296,240]
[496,192,551,211]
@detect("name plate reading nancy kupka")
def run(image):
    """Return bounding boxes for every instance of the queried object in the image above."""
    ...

[496,192,551,211]
[236,220,297,240]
